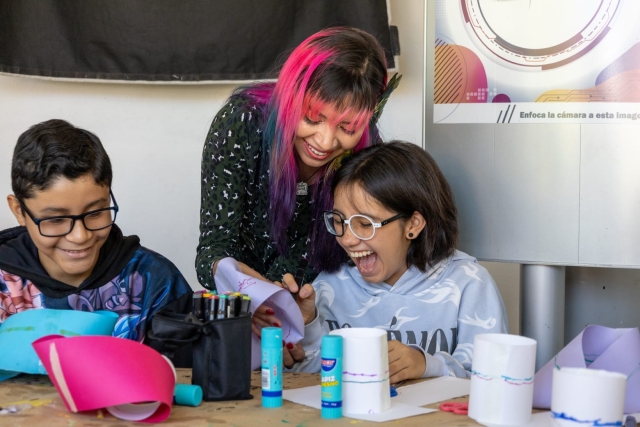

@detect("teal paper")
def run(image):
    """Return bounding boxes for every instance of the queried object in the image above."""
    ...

[0,309,118,380]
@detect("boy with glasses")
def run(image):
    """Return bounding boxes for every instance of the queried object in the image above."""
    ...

[0,119,192,345]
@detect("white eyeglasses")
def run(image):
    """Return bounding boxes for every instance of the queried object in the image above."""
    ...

[323,210,405,241]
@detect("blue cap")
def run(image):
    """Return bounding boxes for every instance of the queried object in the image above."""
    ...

[174,384,203,407]
[321,335,342,358]
[261,327,282,349]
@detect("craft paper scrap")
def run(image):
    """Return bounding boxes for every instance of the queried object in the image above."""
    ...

[214,257,304,370]
[533,325,640,414]
[282,385,435,422]
[0,309,118,381]
[32,335,174,423]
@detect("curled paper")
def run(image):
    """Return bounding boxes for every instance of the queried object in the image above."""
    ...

[551,367,626,427]
[533,326,640,413]
[0,309,118,381]
[330,328,391,414]
[214,257,305,370]
[468,333,537,426]
[32,335,175,423]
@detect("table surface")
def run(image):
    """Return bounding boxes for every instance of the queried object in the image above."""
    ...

[0,369,482,426]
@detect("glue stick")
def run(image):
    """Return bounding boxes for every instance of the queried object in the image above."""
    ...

[261,327,283,408]
[321,335,343,418]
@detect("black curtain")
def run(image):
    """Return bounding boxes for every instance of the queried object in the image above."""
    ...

[0,0,397,82]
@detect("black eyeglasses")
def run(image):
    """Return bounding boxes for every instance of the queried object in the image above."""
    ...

[18,190,119,237]
[323,210,405,241]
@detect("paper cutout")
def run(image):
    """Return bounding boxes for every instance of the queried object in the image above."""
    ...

[329,328,390,414]
[468,333,537,426]
[32,335,174,423]
[214,257,304,370]
[551,367,626,427]
[533,326,640,414]
[0,309,118,381]
[393,376,470,407]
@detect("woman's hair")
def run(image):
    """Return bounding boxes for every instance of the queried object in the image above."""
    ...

[317,141,459,272]
[233,26,389,266]
[11,119,112,201]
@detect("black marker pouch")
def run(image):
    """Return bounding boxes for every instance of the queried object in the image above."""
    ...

[149,308,253,402]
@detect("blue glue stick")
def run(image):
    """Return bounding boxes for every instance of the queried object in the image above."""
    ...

[261,327,283,408]
[321,335,343,419]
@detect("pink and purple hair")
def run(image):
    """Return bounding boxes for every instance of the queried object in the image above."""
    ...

[236,27,389,270]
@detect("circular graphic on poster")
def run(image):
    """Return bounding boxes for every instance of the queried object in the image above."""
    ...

[460,0,621,70]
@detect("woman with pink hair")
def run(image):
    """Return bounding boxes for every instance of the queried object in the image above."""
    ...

[196,27,398,292]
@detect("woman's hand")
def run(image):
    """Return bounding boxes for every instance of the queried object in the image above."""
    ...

[280,273,316,325]
[388,340,426,384]
[283,341,305,369]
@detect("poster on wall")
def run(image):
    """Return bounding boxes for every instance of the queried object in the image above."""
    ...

[434,0,640,124]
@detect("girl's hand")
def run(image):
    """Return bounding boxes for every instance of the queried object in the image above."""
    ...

[388,340,426,384]
[281,273,316,325]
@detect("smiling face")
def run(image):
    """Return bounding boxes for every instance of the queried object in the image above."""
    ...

[293,103,366,180]
[7,175,113,287]
[332,183,426,286]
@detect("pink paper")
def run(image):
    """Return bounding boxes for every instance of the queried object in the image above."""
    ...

[214,257,305,369]
[32,335,175,423]
[533,326,640,413]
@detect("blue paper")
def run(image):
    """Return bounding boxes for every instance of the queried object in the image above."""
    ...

[0,309,118,380]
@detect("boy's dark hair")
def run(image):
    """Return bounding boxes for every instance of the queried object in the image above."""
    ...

[327,140,458,271]
[11,119,112,201]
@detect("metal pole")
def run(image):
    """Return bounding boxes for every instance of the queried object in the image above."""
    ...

[520,264,566,372]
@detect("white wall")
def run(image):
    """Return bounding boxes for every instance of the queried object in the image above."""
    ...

[0,0,519,333]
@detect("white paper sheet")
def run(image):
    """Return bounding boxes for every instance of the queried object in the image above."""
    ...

[468,333,537,426]
[329,328,390,414]
[282,385,436,422]
[214,257,305,370]
[393,377,470,407]
[551,367,626,426]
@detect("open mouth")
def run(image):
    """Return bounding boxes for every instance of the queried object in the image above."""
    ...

[305,141,332,160]
[350,250,377,275]
[60,247,92,257]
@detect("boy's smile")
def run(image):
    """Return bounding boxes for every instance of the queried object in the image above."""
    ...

[8,175,112,287]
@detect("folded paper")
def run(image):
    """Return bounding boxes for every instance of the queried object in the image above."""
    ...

[330,328,391,414]
[468,333,537,426]
[533,325,640,413]
[32,335,175,423]
[214,257,304,370]
[551,367,626,427]
[0,309,118,381]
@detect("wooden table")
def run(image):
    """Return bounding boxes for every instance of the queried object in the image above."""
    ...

[0,369,481,426]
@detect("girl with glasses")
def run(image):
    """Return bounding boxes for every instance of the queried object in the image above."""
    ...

[287,141,508,382]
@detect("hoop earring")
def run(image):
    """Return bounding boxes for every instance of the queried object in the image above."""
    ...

[408,233,414,238]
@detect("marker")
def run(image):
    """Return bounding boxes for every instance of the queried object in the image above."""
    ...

[217,295,228,319]
[240,295,251,316]
[292,259,308,302]
[228,295,237,318]
[203,295,211,321]
[192,293,203,321]
[209,295,219,321]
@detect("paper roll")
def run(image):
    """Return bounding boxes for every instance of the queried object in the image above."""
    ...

[330,328,390,414]
[551,367,626,426]
[468,333,537,426]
